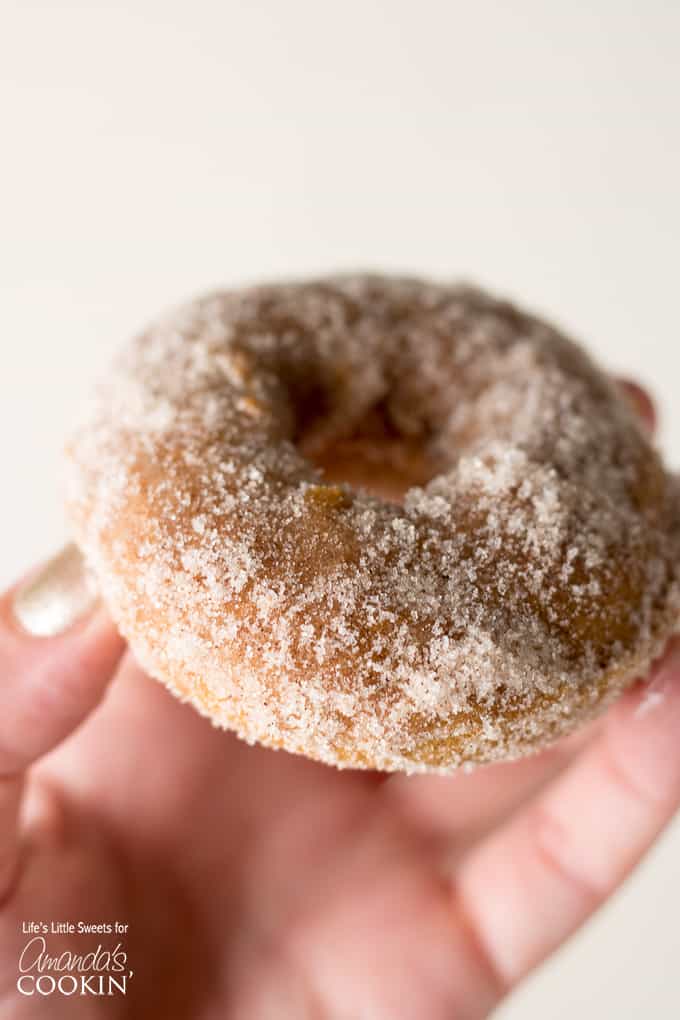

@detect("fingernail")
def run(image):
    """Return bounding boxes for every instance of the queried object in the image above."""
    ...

[633,641,680,718]
[12,544,98,637]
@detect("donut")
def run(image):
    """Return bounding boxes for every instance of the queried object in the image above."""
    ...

[64,275,680,773]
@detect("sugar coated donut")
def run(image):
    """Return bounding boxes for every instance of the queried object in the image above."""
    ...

[65,275,680,772]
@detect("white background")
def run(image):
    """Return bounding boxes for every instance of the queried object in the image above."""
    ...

[2,2,679,1015]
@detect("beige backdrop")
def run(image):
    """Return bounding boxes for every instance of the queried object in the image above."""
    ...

[2,1,679,1015]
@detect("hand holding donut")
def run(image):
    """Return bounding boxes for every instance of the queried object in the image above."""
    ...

[3,387,680,1019]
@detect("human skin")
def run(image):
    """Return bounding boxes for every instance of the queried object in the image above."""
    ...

[1,381,678,1019]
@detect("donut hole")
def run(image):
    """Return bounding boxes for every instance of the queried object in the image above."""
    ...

[298,404,442,504]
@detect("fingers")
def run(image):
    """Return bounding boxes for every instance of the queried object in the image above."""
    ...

[617,377,656,433]
[454,642,680,992]
[383,721,600,850]
[0,778,23,904]
[0,544,125,899]
[3,544,124,769]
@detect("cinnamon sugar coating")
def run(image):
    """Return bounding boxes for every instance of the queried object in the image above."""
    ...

[65,275,680,772]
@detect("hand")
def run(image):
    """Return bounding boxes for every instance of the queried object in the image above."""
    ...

[1,382,676,1020]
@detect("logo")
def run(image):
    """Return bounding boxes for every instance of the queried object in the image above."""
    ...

[17,921,134,998]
